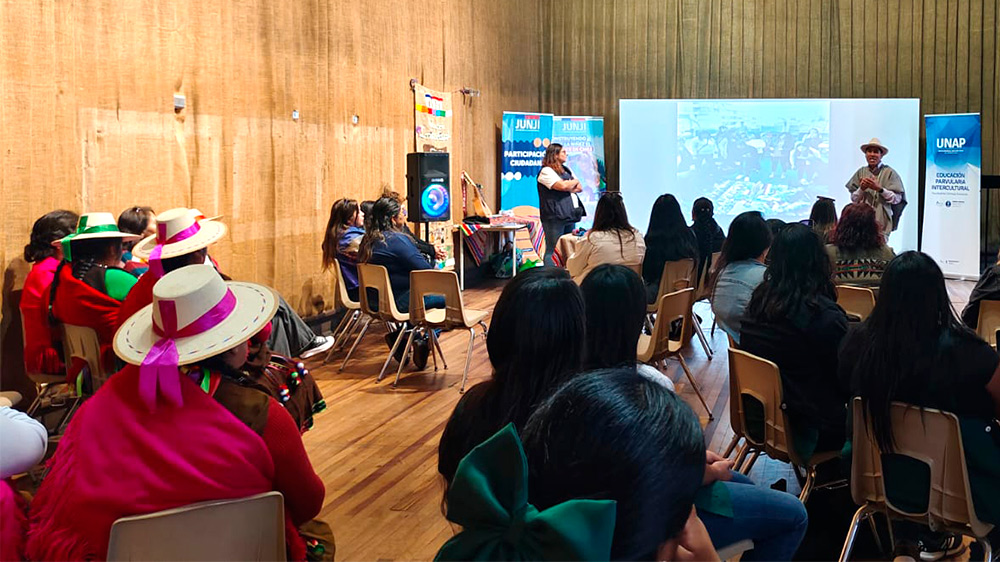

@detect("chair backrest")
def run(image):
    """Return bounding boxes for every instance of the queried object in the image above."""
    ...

[850,397,992,537]
[61,323,109,392]
[727,348,797,465]
[694,251,722,301]
[725,335,745,439]
[836,285,876,321]
[332,259,359,309]
[358,263,408,323]
[642,288,693,363]
[976,299,1000,347]
[107,491,286,561]
[409,270,467,329]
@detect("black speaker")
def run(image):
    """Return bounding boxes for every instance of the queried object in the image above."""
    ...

[406,152,451,222]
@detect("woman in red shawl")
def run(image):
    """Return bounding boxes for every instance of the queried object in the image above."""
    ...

[20,210,79,375]
[27,264,326,560]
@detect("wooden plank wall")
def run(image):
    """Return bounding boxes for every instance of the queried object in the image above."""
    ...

[539,0,1000,247]
[0,0,542,312]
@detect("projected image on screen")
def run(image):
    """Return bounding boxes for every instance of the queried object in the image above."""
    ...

[677,100,830,223]
[619,98,920,252]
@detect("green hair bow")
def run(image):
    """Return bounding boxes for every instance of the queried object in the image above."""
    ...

[435,424,617,562]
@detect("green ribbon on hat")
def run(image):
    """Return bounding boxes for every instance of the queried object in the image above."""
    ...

[59,215,124,262]
[435,424,617,562]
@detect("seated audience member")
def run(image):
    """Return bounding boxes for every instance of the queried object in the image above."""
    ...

[437,267,585,484]
[27,265,325,561]
[581,264,673,389]
[740,223,849,459]
[826,203,895,288]
[691,197,726,287]
[1,406,47,561]
[126,208,333,360]
[806,196,837,244]
[710,211,772,345]
[642,194,699,303]
[566,192,646,283]
[380,187,446,263]
[117,205,156,275]
[766,218,787,239]
[961,248,1000,330]
[122,208,324,430]
[321,198,365,301]
[42,213,139,376]
[438,371,714,561]
[580,266,808,560]
[840,251,1000,551]
[20,210,78,375]
[360,200,375,227]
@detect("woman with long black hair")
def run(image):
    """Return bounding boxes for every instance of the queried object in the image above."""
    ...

[642,194,698,303]
[740,223,849,459]
[840,252,1000,536]
[321,198,364,300]
[565,192,645,283]
[690,197,726,287]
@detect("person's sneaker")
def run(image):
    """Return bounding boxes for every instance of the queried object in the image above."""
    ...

[917,534,965,561]
[298,336,334,359]
[412,334,430,371]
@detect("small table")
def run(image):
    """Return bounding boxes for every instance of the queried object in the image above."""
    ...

[456,223,528,289]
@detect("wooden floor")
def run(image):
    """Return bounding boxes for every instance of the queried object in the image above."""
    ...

[300,278,976,561]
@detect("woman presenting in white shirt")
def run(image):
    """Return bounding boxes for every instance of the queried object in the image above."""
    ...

[536,143,585,265]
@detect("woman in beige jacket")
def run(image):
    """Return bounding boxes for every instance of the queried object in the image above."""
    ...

[567,192,646,283]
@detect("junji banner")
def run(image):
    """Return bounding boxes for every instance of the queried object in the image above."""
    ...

[500,112,554,210]
[921,113,981,279]
[553,116,606,228]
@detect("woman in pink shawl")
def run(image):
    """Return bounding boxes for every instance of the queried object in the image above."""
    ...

[27,264,325,560]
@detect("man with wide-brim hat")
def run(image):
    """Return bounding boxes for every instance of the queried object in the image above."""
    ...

[28,264,327,561]
[845,137,906,236]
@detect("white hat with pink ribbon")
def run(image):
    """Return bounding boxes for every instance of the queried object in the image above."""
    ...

[114,264,277,411]
[131,208,227,273]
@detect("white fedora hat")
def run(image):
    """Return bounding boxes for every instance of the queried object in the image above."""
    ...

[115,264,277,368]
[860,137,889,155]
[131,207,227,260]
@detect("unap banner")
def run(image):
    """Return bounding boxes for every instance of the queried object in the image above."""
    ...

[921,113,981,279]
[500,112,554,209]
[553,116,606,228]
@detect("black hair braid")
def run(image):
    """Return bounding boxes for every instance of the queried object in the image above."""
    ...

[71,256,101,281]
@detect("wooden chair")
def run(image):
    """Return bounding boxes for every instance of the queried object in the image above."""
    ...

[342,264,410,377]
[836,285,876,322]
[637,288,713,419]
[107,491,286,561]
[839,398,994,561]
[727,348,842,502]
[722,333,747,460]
[975,299,1000,348]
[62,324,111,393]
[324,259,366,363]
[647,259,715,360]
[694,251,722,302]
[397,270,489,391]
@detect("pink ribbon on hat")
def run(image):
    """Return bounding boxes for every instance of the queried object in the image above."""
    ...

[139,288,237,412]
[147,221,202,278]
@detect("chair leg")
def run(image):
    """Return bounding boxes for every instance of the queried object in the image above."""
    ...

[339,317,372,372]
[644,314,655,334]
[798,465,817,503]
[723,434,741,459]
[838,504,875,562]
[392,328,419,388]
[866,514,885,556]
[430,329,448,369]
[377,327,410,383]
[677,355,713,420]
[478,321,488,343]
[325,311,355,363]
[692,317,714,359]
[25,384,50,417]
[334,313,362,352]
[740,450,760,474]
[733,442,751,470]
[711,317,717,338]
[429,330,439,372]
[460,327,476,393]
[979,537,991,562]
